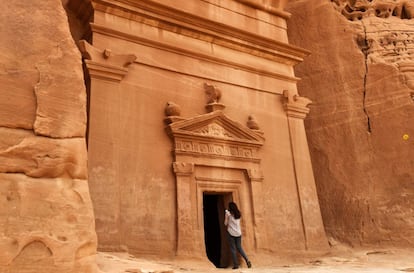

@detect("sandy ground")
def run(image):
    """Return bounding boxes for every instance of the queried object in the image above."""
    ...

[97,246,414,273]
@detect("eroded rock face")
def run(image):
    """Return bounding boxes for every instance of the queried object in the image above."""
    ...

[0,0,97,272]
[333,0,414,20]
[286,0,414,246]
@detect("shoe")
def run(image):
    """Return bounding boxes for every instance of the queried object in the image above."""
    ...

[232,266,239,269]
[247,261,252,268]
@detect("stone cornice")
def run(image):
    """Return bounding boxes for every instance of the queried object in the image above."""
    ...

[90,23,300,83]
[234,0,291,19]
[83,60,129,82]
[90,0,310,65]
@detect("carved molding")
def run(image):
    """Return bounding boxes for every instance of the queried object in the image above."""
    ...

[194,123,235,138]
[78,40,136,82]
[90,23,301,85]
[174,140,260,163]
[283,90,312,119]
[90,0,309,65]
[167,109,264,163]
[235,0,290,18]
[83,60,129,82]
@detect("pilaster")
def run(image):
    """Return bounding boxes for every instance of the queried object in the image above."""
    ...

[283,90,329,250]
[172,162,202,256]
[79,40,136,249]
[246,168,268,249]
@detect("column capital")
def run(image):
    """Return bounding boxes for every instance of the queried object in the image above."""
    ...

[283,89,312,119]
[79,40,136,82]
[173,162,194,176]
[246,168,264,182]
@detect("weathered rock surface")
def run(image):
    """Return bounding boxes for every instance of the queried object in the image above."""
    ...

[286,0,414,246]
[0,1,87,138]
[0,0,97,272]
[0,127,87,179]
[0,174,97,273]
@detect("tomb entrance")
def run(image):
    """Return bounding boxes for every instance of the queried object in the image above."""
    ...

[165,100,266,263]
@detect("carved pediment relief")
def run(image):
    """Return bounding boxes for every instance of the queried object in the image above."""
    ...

[167,111,264,144]
[166,111,264,162]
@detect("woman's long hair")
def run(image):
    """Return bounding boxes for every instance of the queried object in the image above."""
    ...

[228,202,241,219]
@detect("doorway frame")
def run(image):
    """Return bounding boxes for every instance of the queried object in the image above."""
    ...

[167,110,266,258]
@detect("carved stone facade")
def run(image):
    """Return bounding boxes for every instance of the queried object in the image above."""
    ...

[67,0,327,266]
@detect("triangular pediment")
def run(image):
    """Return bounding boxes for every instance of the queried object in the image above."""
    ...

[167,111,264,145]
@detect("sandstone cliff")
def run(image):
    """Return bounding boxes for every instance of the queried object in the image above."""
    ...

[286,0,414,246]
[0,0,97,272]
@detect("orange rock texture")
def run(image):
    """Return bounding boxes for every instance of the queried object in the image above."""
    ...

[0,0,98,272]
[2,0,414,271]
[286,0,414,246]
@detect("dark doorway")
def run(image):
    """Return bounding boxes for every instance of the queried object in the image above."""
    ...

[203,193,232,268]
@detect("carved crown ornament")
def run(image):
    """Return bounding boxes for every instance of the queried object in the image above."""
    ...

[164,84,264,162]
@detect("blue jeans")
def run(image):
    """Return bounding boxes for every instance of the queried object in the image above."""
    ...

[227,233,249,267]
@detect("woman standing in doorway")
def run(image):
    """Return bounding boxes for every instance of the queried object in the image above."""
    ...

[224,202,252,269]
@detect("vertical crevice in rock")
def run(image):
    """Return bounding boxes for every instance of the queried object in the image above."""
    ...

[358,20,372,133]
[62,0,93,146]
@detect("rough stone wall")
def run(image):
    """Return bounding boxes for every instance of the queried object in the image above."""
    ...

[286,0,414,246]
[0,1,98,272]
